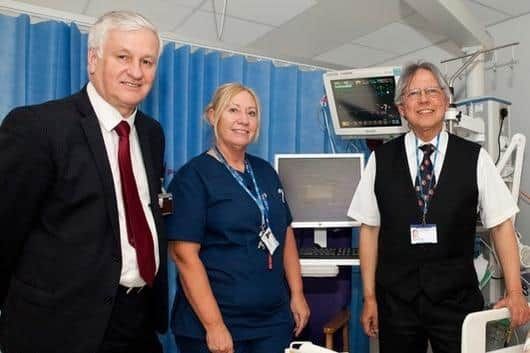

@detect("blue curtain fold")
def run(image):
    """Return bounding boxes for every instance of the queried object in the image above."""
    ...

[0,13,369,353]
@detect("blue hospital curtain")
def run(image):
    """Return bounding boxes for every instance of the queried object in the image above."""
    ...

[0,14,87,118]
[149,44,329,182]
[0,13,369,353]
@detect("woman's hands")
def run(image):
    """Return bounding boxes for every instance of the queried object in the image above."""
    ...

[291,292,310,336]
[205,322,234,353]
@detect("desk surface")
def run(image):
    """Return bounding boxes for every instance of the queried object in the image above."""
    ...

[300,259,359,277]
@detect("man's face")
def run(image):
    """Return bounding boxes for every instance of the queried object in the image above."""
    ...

[397,68,449,139]
[88,28,159,117]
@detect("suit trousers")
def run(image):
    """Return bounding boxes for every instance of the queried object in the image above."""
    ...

[376,285,484,353]
[97,285,162,353]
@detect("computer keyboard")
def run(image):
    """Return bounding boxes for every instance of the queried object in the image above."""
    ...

[298,247,359,259]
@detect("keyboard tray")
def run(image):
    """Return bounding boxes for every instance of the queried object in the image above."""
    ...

[298,247,359,259]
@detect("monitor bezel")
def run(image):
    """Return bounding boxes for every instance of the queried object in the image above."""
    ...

[323,66,409,139]
[274,153,363,229]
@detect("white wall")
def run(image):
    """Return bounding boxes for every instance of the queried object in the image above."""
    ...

[485,14,530,242]
[382,13,530,243]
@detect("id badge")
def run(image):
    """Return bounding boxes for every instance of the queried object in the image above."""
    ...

[410,224,438,244]
[158,192,173,215]
[259,227,279,255]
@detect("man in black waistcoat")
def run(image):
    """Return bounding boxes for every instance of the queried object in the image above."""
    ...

[348,61,530,353]
[0,11,167,353]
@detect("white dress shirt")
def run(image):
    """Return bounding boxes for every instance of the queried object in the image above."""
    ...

[347,130,518,229]
[87,82,159,287]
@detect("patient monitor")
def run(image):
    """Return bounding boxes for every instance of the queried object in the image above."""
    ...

[323,66,407,139]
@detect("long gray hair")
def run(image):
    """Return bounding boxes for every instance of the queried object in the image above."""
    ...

[394,61,451,105]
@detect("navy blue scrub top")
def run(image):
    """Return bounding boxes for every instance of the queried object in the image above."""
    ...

[167,152,294,340]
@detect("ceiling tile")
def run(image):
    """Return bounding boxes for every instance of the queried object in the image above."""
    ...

[12,0,522,70]
[248,0,415,59]
[15,0,87,14]
[471,0,530,16]
[352,21,445,56]
[202,0,317,26]
[315,44,395,68]
[84,0,196,32]
[171,0,208,6]
[174,10,274,47]
[464,0,509,26]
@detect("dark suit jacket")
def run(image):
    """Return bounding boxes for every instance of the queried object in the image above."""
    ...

[0,87,168,353]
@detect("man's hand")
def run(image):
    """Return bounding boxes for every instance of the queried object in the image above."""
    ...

[360,296,379,337]
[494,292,530,328]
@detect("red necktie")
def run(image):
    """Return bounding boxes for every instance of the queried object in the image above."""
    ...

[115,121,156,286]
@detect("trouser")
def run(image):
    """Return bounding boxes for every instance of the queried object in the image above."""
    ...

[377,286,484,353]
[97,285,162,353]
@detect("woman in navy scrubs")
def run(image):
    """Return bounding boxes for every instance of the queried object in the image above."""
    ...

[168,83,310,353]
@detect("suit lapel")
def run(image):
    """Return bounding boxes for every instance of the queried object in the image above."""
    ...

[135,113,166,260]
[75,88,120,242]
[135,112,157,201]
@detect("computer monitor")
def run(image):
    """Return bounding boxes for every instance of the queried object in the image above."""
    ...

[275,153,364,229]
[323,66,408,139]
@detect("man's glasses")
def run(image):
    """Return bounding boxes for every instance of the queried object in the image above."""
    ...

[405,87,443,100]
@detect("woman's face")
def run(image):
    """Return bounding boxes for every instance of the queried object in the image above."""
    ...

[211,90,258,150]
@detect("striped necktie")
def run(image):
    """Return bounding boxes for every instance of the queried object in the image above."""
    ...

[415,143,436,209]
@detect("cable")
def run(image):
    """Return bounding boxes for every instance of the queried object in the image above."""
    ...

[495,108,508,164]
[320,95,337,153]
[512,329,520,345]
[347,140,361,153]
[480,237,503,279]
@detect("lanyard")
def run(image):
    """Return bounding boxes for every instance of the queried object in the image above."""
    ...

[415,134,440,223]
[214,146,270,229]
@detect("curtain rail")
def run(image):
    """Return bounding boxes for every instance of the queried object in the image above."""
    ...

[0,0,332,71]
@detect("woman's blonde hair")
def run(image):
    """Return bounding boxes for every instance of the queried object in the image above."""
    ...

[205,83,261,143]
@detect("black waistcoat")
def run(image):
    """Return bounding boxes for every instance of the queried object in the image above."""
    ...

[374,133,480,302]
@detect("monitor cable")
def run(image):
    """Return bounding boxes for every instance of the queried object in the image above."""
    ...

[320,95,337,153]
[495,107,508,164]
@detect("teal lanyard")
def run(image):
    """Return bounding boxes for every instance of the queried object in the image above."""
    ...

[214,146,270,229]
[414,134,440,223]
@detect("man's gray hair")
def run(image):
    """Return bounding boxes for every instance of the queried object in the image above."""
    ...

[88,11,163,58]
[394,61,452,105]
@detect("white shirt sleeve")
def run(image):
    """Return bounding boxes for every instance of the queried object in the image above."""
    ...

[347,152,380,226]
[477,148,519,228]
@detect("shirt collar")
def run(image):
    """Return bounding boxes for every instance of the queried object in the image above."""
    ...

[86,82,137,132]
[406,126,446,144]
[405,129,448,155]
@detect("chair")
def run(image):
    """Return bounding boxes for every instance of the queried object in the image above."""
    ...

[461,306,528,353]
[323,308,350,352]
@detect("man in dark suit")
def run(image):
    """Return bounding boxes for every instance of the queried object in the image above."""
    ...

[0,11,167,353]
